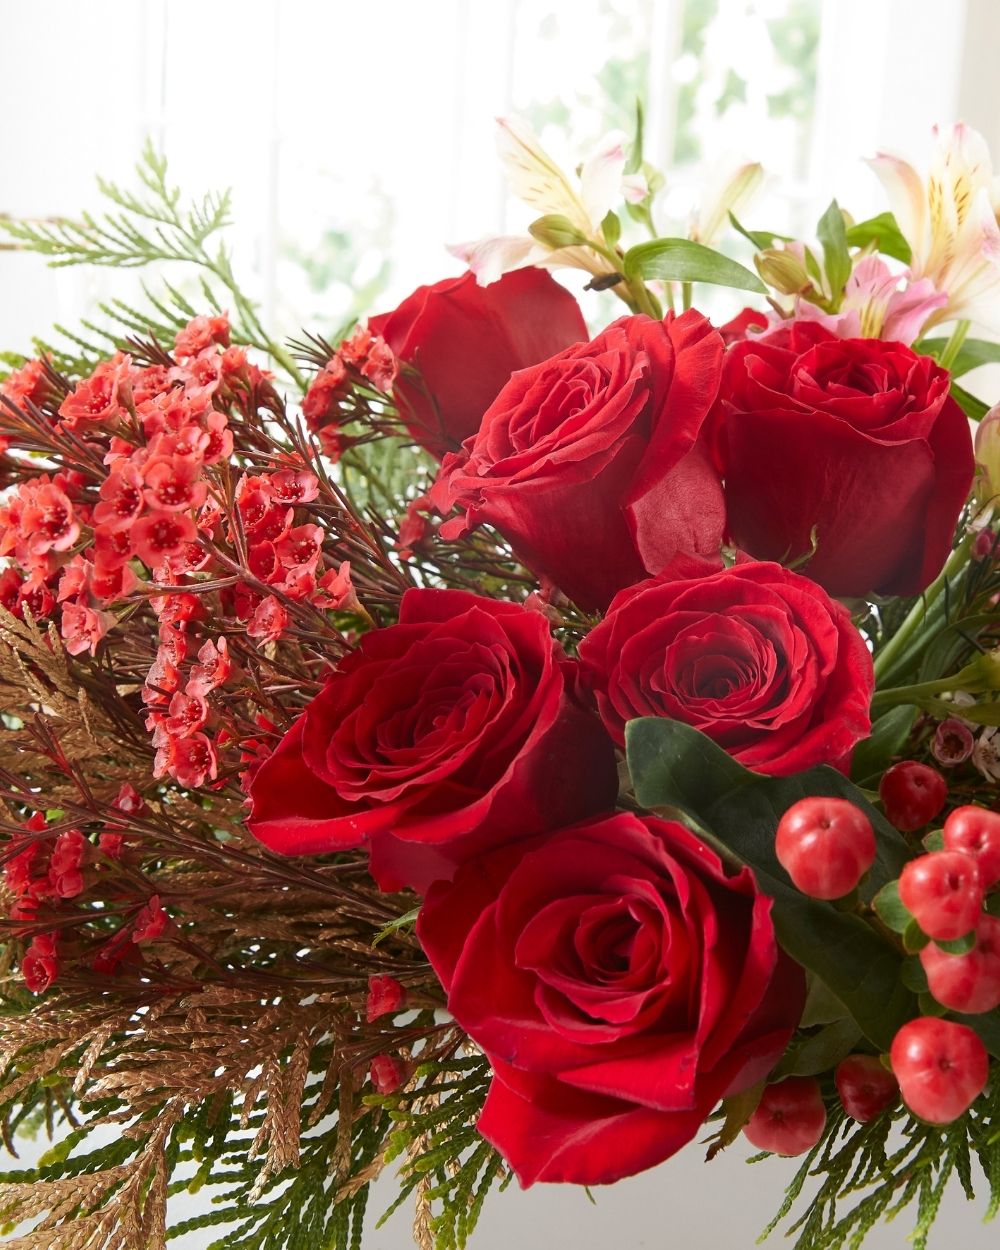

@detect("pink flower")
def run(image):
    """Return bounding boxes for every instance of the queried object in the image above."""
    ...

[174,314,230,358]
[163,732,218,789]
[186,637,232,697]
[366,975,407,1022]
[48,829,88,899]
[58,353,131,430]
[132,895,170,944]
[247,595,289,645]
[61,602,115,657]
[22,932,59,992]
[131,511,198,568]
[932,718,976,766]
[369,1054,406,1094]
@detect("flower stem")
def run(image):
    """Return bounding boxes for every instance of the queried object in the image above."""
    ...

[873,530,975,685]
[938,319,971,372]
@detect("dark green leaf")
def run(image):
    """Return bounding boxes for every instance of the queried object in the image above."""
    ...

[950,381,990,421]
[816,200,851,298]
[900,958,929,994]
[625,718,915,1047]
[844,211,912,264]
[799,975,851,1027]
[850,706,917,787]
[622,238,765,293]
[774,1017,863,1078]
[873,880,911,934]
[957,1011,1000,1059]
[919,336,1000,379]
[918,992,949,1017]
[903,918,931,953]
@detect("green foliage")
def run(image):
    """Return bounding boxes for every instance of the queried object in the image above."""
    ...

[816,201,851,304]
[369,1055,509,1250]
[844,212,912,264]
[622,237,766,292]
[760,1082,1000,1250]
[624,717,914,1047]
[0,141,304,386]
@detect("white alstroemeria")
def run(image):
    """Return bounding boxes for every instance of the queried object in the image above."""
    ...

[450,117,646,285]
[690,158,764,248]
[868,123,1000,330]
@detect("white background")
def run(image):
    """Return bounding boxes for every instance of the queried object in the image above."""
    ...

[3,1,1000,1246]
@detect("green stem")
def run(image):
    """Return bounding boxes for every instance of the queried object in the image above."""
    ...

[873,530,975,684]
[681,281,693,312]
[938,319,971,372]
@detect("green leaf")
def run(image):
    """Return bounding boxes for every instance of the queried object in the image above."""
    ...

[957,1010,1000,1059]
[873,880,911,934]
[799,976,851,1027]
[705,1082,764,1160]
[844,211,912,264]
[816,200,851,300]
[728,212,792,250]
[850,705,917,787]
[622,238,766,293]
[774,1017,863,1078]
[950,381,990,421]
[626,99,644,175]
[936,930,977,955]
[625,718,915,1047]
[919,336,1000,379]
[601,211,621,248]
[922,829,945,852]
[903,918,931,953]
[900,958,929,994]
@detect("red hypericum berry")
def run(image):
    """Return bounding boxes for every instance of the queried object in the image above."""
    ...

[776,797,876,899]
[943,806,1000,889]
[890,1017,988,1123]
[898,851,982,941]
[920,913,1000,1013]
[366,974,407,1022]
[369,1054,405,1094]
[835,1054,899,1122]
[879,761,948,832]
[742,1077,827,1156]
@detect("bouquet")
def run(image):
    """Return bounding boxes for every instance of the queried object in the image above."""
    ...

[0,105,998,1250]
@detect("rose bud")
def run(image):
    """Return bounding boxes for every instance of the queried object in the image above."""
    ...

[366,974,407,1022]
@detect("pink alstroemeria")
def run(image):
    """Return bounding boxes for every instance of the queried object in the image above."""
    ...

[794,255,947,344]
[449,117,647,285]
[869,123,1000,330]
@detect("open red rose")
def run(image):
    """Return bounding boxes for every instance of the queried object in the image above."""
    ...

[246,588,617,892]
[431,309,726,611]
[579,556,873,775]
[715,322,975,598]
[369,268,587,458]
[418,812,804,1186]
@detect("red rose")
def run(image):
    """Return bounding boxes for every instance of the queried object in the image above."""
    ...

[716,322,975,598]
[578,556,873,775]
[369,268,587,458]
[246,588,617,892]
[432,309,726,611]
[418,812,804,1185]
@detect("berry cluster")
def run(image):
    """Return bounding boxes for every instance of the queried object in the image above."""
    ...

[771,780,1000,1133]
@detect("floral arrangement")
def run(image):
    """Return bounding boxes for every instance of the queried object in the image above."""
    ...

[0,107,998,1250]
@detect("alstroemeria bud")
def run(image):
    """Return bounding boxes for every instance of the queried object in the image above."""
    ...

[932,717,975,766]
[975,404,1000,507]
[756,244,810,295]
